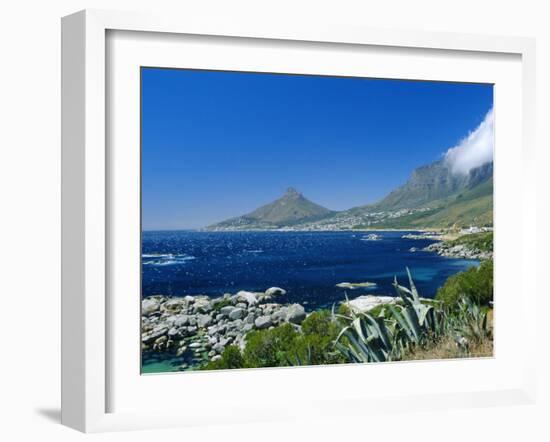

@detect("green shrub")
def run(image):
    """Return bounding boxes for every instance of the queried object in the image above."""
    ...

[243,323,299,368]
[296,310,346,365]
[301,310,335,336]
[436,260,493,307]
[201,345,244,370]
[203,311,346,370]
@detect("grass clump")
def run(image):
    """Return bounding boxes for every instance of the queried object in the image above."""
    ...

[404,303,493,360]
[402,333,492,360]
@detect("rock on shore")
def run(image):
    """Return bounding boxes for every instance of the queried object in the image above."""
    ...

[335,281,377,290]
[401,232,443,240]
[141,287,304,368]
[345,295,400,313]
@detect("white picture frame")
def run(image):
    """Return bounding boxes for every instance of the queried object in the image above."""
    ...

[61,9,537,433]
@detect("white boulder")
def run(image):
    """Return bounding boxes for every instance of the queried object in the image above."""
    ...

[346,295,399,313]
[265,287,287,297]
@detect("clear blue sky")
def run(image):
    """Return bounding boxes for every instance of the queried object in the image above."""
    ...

[141,68,493,230]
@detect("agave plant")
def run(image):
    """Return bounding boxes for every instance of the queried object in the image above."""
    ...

[285,267,492,367]
[332,308,399,363]
[452,297,490,345]
[333,268,446,363]
[389,268,446,344]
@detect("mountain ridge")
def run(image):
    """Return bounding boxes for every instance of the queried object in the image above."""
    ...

[366,160,493,211]
[204,160,493,231]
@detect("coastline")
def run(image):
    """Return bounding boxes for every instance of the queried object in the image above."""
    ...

[193,228,438,233]
[142,288,408,372]
[142,229,492,372]
[404,230,493,260]
[147,226,477,235]
[141,288,307,371]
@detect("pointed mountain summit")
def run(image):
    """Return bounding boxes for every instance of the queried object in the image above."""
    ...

[205,188,334,230]
[282,187,301,197]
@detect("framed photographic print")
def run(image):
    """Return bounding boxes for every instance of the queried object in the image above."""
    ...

[139,68,495,374]
[61,9,537,432]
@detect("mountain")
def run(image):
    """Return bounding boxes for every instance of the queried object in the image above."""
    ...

[204,160,494,231]
[205,187,334,230]
[329,160,493,229]
[364,175,493,229]
[370,160,493,211]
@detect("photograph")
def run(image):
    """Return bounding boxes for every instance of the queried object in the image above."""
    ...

[0,0,544,438]
[140,67,494,374]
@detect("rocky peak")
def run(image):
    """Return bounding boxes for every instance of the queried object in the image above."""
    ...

[206,187,333,229]
[284,187,302,198]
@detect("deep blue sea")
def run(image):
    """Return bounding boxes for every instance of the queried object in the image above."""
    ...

[141,230,478,310]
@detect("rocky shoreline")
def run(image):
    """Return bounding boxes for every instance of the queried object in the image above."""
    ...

[142,287,307,370]
[402,231,493,260]
[402,231,443,241]
[142,289,408,371]
[422,241,492,260]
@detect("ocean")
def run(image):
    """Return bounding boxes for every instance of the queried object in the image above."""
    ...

[141,230,479,310]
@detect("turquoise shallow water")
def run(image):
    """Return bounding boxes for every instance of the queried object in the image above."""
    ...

[141,357,195,374]
[141,360,180,374]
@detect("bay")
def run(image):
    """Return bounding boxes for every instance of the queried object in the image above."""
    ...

[141,230,478,311]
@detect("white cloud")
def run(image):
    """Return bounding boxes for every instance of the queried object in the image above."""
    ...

[444,108,494,175]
